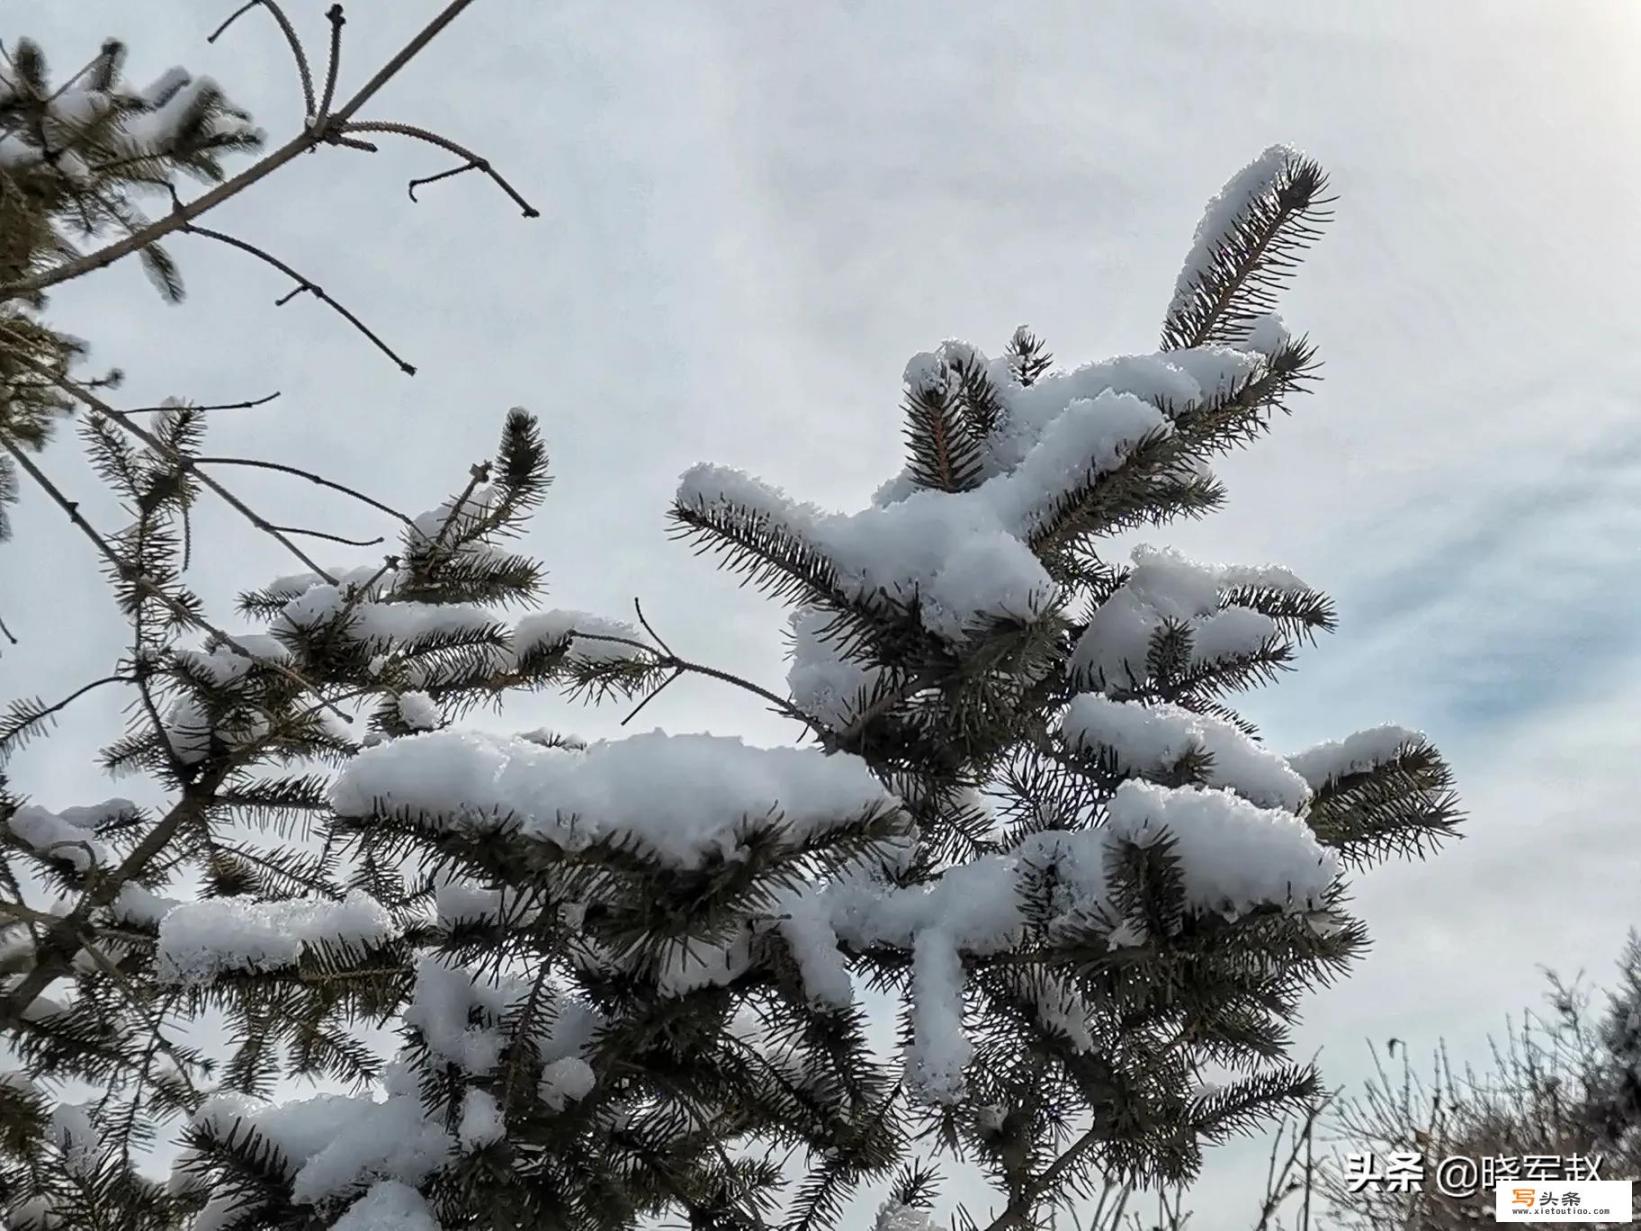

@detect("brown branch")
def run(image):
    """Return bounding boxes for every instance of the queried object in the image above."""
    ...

[567,628,827,740]
[315,5,346,128]
[271,523,383,547]
[326,0,477,125]
[2,339,339,582]
[834,671,936,750]
[76,932,202,1102]
[207,0,316,119]
[181,222,415,374]
[406,160,476,203]
[341,121,540,217]
[193,455,419,533]
[0,0,480,301]
[632,597,676,657]
[122,391,280,415]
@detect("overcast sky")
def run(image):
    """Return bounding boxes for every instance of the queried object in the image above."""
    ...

[5,1,1640,1225]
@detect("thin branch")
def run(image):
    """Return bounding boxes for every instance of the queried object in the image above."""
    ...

[0,433,338,711]
[0,611,15,645]
[633,597,676,657]
[341,121,540,217]
[620,666,681,727]
[407,160,477,203]
[194,455,418,531]
[123,391,280,415]
[315,5,345,128]
[0,0,480,300]
[207,0,316,119]
[2,339,339,581]
[270,523,382,547]
[181,221,415,374]
[76,932,202,1101]
[326,0,477,125]
[425,461,489,561]
[3,674,131,740]
[567,629,826,739]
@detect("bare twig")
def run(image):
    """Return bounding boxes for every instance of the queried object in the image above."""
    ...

[1,674,131,745]
[0,0,480,300]
[407,160,476,203]
[0,611,15,645]
[2,339,339,582]
[314,5,345,128]
[181,221,415,374]
[568,628,826,739]
[620,667,682,727]
[122,391,280,415]
[326,0,477,125]
[342,121,540,216]
[424,461,490,561]
[632,597,676,657]
[271,523,382,547]
[207,0,316,119]
[194,455,419,532]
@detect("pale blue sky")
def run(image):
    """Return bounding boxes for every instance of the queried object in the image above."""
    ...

[4,2,1641,1225]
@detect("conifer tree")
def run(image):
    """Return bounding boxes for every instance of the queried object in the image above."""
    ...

[0,13,1462,1231]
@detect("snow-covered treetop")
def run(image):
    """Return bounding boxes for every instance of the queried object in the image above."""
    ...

[0,137,1461,1231]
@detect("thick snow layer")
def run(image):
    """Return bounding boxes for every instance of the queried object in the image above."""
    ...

[190,1090,452,1212]
[175,634,292,686]
[154,890,397,984]
[786,606,886,728]
[775,882,856,1008]
[908,931,971,1103]
[1062,693,1311,812]
[1072,544,1309,689]
[109,883,181,928]
[678,342,1267,643]
[457,1089,504,1151]
[6,800,120,871]
[397,691,441,732]
[821,774,1340,1099]
[678,461,1059,642]
[331,729,901,869]
[273,585,648,682]
[1287,724,1422,788]
[539,1057,596,1111]
[402,957,522,1076]
[332,1181,441,1231]
[511,610,647,665]
[1166,144,1299,329]
[1104,780,1339,915]
[874,1201,938,1231]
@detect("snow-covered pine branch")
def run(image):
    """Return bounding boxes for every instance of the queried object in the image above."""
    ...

[0,93,1463,1231]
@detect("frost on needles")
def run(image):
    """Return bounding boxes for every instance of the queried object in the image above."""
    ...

[0,140,1462,1230]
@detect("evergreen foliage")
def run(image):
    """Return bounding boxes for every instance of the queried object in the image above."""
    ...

[0,18,1463,1231]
